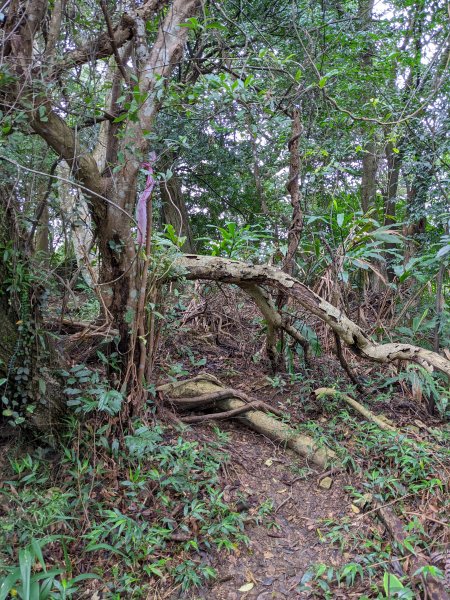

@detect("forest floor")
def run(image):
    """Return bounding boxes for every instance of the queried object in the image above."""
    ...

[179,421,351,600]
[1,286,449,599]
[160,286,449,599]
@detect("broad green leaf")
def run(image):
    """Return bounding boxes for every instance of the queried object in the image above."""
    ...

[0,570,20,600]
[436,244,450,259]
[19,548,32,600]
[383,572,404,594]
[372,232,402,244]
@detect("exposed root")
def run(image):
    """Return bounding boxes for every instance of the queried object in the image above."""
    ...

[180,400,270,424]
[157,375,338,468]
[166,387,282,417]
[315,387,398,432]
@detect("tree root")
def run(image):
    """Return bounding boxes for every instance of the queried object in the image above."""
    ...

[157,374,337,468]
[315,387,397,432]
[172,255,450,378]
[377,504,449,600]
[167,387,283,417]
[180,400,270,423]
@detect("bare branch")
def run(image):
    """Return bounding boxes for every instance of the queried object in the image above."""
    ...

[171,255,450,378]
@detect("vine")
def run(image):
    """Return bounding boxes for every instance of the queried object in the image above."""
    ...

[0,242,42,425]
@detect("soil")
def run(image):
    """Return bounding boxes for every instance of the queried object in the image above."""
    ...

[189,422,353,599]
[3,285,447,599]
[159,285,448,599]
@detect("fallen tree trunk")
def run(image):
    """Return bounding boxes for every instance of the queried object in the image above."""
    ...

[157,374,337,468]
[171,255,450,378]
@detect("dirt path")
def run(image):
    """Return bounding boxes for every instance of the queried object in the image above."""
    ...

[178,422,353,600]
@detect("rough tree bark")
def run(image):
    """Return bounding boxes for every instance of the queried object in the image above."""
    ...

[2,0,203,397]
[273,108,304,368]
[281,108,303,279]
[57,162,96,286]
[358,0,378,214]
[360,141,378,213]
[171,255,450,378]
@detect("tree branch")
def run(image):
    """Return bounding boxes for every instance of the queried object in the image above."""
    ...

[51,0,169,76]
[171,255,450,378]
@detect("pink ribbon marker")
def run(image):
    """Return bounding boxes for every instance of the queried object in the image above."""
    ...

[136,151,157,245]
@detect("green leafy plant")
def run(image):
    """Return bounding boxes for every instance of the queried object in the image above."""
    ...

[0,538,98,600]
[198,221,271,260]
[383,572,414,599]
[62,365,123,416]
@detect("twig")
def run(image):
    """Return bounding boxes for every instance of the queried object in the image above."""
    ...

[99,0,131,87]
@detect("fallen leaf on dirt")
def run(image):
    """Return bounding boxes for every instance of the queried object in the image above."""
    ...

[350,504,360,514]
[265,458,273,466]
[277,488,287,493]
[238,582,254,592]
[263,551,274,559]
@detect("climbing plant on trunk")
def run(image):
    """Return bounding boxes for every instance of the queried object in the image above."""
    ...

[1,0,202,407]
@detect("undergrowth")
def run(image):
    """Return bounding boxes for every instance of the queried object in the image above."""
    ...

[294,392,450,599]
[0,417,248,598]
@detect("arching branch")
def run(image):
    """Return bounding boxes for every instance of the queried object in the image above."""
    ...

[171,255,450,378]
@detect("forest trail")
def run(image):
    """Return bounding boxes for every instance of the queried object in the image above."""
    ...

[161,305,449,600]
[190,423,350,600]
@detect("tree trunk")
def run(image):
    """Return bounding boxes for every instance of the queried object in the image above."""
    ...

[358,0,378,214]
[4,0,203,399]
[384,142,401,227]
[360,141,378,213]
[0,190,63,432]
[57,162,96,286]
[0,194,20,382]
[35,202,51,266]
[159,155,196,253]
[383,141,402,281]
[282,108,303,278]
[0,300,18,383]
